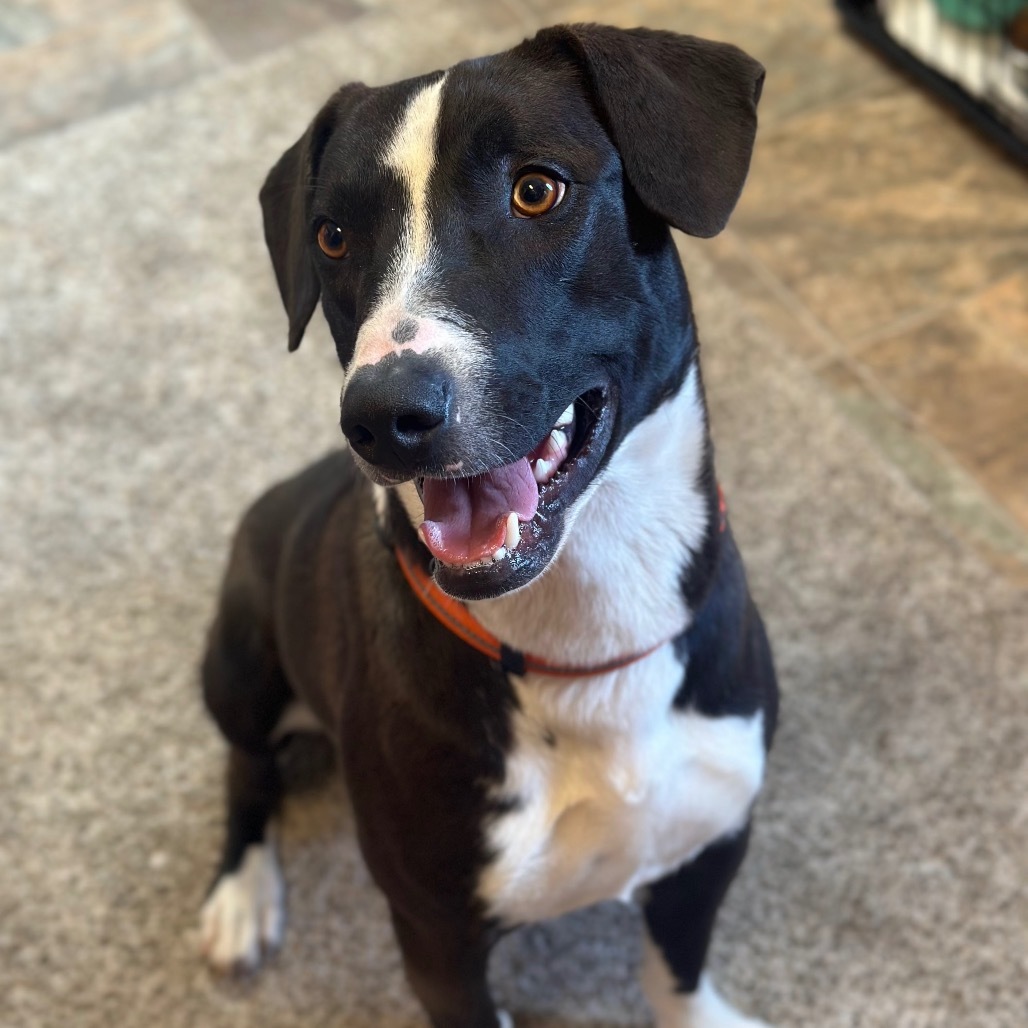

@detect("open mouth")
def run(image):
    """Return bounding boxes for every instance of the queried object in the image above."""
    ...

[413,387,613,597]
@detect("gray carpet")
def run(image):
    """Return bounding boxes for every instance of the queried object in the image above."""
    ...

[2,11,1026,1028]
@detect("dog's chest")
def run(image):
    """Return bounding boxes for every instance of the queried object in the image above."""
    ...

[477,648,765,925]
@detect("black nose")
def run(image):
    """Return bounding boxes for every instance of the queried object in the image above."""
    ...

[340,355,454,471]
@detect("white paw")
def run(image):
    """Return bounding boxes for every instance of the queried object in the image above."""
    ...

[678,976,771,1028]
[641,938,770,1028]
[199,843,284,974]
[496,1011,514,1028]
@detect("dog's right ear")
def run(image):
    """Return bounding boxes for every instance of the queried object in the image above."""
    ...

[259,84,363,352]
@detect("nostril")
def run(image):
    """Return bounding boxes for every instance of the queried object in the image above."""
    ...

[340,358,453,466]
[348,424,375,448]
[396,408,445,437]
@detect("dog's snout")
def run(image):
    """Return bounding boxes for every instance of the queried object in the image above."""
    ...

[341,356,454,470]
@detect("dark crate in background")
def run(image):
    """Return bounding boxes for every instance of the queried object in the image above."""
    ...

[836,0,1028,164]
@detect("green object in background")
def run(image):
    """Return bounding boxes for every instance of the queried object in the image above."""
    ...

[933,0,1026,31]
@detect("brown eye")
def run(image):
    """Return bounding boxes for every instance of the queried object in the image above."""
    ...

[317,221,348,258]
[511,172,565,218]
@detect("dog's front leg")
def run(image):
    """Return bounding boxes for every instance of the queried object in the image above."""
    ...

[640,826,770,1028]
[389,906,510,1028]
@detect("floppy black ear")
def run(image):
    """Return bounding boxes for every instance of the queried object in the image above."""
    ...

[259,85,361,351]
[536,24,764,238]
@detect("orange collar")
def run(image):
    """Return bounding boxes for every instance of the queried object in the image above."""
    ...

[395,486,727,679]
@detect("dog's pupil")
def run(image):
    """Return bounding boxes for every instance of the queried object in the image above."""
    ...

[522,179,548,204]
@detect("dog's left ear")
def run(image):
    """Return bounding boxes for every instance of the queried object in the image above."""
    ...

[535,24,764,238]
[259,84,364,351]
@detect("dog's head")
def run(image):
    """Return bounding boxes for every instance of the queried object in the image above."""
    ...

[260,24,763,600]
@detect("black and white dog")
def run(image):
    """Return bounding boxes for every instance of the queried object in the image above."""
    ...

[199,23,779,1028]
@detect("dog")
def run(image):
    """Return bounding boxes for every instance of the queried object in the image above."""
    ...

[198,23,779,1028]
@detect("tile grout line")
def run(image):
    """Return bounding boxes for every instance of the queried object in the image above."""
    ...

[720,228,847,362]
[842,296,966,356]
[757,76,903,137]
[172,0,233,67]
[0,6,386,155]
[724,230,949,437]
[721,230,1028,564]
[0,61,224,154]
[0,0,232,154]
[496,0,548,35]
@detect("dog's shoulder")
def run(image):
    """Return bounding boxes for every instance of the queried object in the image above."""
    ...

[674,527,779,745]
[230,449,360,567]
[242,450,361,534]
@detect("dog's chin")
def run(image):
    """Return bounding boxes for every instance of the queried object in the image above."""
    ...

[425,387,616,602]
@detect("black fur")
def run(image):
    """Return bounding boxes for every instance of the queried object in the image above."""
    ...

[200,24,778,1028]
[643,827,753,993]
[675,528,780,740]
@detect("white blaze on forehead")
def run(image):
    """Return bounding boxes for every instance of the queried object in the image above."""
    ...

[382,74,447,306]
[344,71,490,390]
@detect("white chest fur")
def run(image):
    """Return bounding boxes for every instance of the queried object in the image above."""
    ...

[471,368,766,924]
[477,647,765,924]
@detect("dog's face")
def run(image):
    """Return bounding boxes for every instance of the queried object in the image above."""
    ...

[261,25,763,600]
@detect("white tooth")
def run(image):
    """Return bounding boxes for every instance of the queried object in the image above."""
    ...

[532,459,552,484]
[505,511,520,551]
[492,546,507,562]
[546,429,568,463]
[417,524,427,544]
[555,403,574,428]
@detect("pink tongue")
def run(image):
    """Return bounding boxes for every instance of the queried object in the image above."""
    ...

[421,459,539,564]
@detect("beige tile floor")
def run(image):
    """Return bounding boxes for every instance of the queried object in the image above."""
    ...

[2,0,1025,580]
